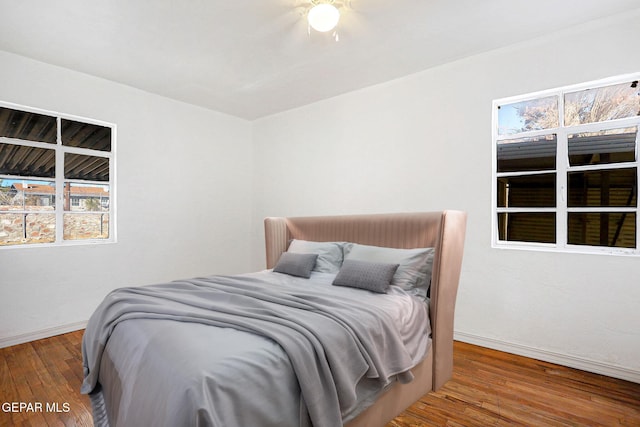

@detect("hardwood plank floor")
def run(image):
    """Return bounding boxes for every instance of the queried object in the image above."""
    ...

[0,331,91,427]
[1,331,639,426]
[390,342,640,427]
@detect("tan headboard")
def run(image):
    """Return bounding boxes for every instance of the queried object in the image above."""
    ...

[264,211,467,390]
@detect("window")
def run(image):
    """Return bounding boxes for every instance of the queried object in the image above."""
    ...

[493,74,640,255]
[0,103,115,247]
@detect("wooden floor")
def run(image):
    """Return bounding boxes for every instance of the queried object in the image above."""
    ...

[0,331,91,427]
[1,331,639,426]
[390,343,640,427]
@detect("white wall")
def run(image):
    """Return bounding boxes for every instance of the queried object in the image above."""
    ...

[251,11,640,379]
[0,51,254,344]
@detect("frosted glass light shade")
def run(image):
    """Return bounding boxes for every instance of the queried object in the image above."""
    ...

[308,4,340,32]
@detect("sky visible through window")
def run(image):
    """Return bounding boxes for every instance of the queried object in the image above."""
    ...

[498,96,559,136]
[497,103,525,135]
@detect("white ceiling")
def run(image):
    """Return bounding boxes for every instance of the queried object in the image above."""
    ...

[1,0,639,120]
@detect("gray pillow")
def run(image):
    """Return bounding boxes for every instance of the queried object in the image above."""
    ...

[332,259,399,293]
[273,252,318,278]
[287,239,345,274]
[343,243,435,298]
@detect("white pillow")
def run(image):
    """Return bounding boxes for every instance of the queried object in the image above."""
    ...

[287,239,345,274]
[343,243,434,298]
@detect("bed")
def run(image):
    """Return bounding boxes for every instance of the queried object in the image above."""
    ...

[81,210,467,427]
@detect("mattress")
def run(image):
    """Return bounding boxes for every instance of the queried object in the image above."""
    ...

[82,270,431,427]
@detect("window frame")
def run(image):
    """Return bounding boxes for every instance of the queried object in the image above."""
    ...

[492,74,640,256]
[0,101,116,249]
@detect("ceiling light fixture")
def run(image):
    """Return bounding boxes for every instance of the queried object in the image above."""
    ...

[307,2,340,33]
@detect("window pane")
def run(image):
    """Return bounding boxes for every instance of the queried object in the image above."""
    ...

[497,134,556,172]
[0,212,55,246]
[564,81,640,126]
[568,212,636,248]
[64,213,109,240]
[0,180,55,211]
[64,153,109,181]
[498,212,556,243]
[0,107,57,144]
[0,182,9,206]
[61,119,112,152]
[63,183,109,212]
[497,174,556,207]
[0,143,55,178]
[568,127,636,166]
[568,168,636,208]
[497,96,559,135]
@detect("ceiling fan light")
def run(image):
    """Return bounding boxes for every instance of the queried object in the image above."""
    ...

[308,3,340,32]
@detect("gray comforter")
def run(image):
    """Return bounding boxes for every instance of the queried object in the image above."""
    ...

[81,271,430,427]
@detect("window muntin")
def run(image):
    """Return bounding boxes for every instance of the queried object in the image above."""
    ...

[0,102,115,248]
[493,75,640,255]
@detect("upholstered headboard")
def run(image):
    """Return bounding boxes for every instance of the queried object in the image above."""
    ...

[264,211,467,390]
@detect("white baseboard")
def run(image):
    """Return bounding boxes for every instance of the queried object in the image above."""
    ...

[454,331,640,384]
[0,321,87,349]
